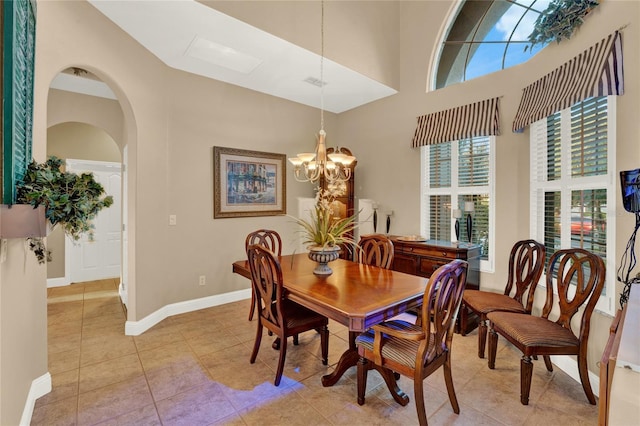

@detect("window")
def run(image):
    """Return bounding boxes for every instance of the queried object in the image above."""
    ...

[421,136,495,271]
[434,0,551,89]
[530,96,615,314]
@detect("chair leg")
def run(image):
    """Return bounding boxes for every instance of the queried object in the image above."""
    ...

[414,375,428,426]
[319,325,329,365]
[577,351,597,404]
[293,334,299,345]
[248,290,256,321]
[357,357,368,405]
[488,328,498,369]
[274,335,288,386]
[443,354,460,414]
[272,337,280,350]
[459,303,468,337]
[520,355,533,405]
[477,319,487,358]
[543,355,553,372]
[250,322,263,364]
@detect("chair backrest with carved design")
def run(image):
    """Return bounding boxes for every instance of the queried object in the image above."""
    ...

[245,229,282,257]
[420,259,468,364]
[246,244,285,329]
[358,235,394,269]
[505,239,546,313]
[542,248,605,344]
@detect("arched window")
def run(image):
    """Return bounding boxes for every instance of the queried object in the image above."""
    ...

[435,0,551,89]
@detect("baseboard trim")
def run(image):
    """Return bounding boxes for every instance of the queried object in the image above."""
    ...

[124,288,251,336]
[46,277,69,288]
[551,355,600,397]
[20,372,52,426]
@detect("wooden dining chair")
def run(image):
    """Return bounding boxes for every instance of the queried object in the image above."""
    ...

[355,259,468,426]
[246,244,329,386]
[461,239,545,358]
[487,248,605,405]
[358,234,394,268]
[245,229,282,321]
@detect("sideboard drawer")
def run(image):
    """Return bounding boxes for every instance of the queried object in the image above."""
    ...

[419,257,449,276]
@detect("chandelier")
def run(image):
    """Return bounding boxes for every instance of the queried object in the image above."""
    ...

[288,0,356,184]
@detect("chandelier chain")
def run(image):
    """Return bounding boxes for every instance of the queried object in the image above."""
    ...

[287,0,355,185]
[320,0,325,132]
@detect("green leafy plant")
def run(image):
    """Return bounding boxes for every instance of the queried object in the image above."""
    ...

[526,0,599,52]
[16,156,114,263]
[293,186,358,249]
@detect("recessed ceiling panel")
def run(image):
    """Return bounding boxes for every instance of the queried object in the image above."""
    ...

[87,0,396,113]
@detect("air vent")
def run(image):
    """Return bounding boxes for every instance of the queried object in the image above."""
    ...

[304,77,327,87]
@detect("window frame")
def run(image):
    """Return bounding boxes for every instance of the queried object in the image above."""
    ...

[529,96,616,315]
[421,136,496,273]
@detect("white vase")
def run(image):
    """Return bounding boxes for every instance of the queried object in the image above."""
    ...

[308,245,341,276]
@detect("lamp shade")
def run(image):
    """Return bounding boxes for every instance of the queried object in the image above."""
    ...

[464,201,475,212]
[452,209,462,219]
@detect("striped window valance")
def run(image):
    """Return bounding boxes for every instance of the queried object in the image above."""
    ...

[412,97,500,147]
[513,31,624,133]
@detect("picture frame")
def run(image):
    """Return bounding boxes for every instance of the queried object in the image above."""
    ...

[213,146,287,218]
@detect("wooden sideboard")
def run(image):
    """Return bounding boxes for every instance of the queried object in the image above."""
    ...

[389,237,481,334]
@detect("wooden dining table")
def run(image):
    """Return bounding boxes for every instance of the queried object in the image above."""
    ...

[232,253,428,392]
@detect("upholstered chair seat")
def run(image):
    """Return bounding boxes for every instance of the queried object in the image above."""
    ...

[461,239,545,358]
[487,312,580,348]
[356,320,434,368]
[462,290,527,315]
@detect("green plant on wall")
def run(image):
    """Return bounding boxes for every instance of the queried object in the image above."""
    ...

[16,156,114,263]
[526,0,600,51]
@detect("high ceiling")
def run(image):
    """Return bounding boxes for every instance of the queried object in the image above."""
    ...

[60,0,398,113]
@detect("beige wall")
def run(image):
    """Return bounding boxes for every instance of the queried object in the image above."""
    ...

[3,1,638,422]
[48,88,124,147]
[0,240,47,424]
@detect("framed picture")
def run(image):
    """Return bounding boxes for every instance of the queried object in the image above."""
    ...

[213,146,287,218]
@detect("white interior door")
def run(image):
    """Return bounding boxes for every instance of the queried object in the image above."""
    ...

[67,159,122,283]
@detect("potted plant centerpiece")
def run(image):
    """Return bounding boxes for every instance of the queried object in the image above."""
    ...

[294,186,358,276]
[16,156,114,264]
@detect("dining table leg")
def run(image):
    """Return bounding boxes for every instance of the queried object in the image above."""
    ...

[321,331,359,387]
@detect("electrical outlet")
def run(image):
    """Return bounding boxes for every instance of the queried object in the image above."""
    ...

[169,215,177,226]
[199,275,206,286]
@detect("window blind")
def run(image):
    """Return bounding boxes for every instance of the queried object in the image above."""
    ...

[529,96,613,313]
[570,97,608,177]
[513,31,623,133]
[413,97,500,147]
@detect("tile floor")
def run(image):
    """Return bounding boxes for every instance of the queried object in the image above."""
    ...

[32,278,599,425]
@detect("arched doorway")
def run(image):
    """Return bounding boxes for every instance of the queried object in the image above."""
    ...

[47,67,128,306]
